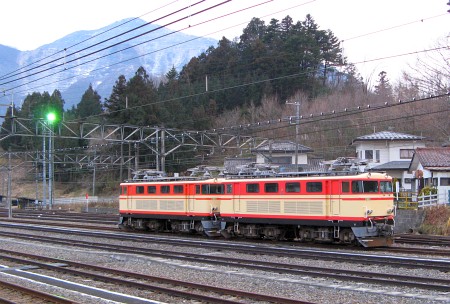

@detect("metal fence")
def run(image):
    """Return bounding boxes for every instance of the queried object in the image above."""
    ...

[396,191,449,209]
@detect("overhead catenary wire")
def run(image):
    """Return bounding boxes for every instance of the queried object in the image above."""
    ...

[0,0,181,81]
[0,0,444,99]
[0,0,231,87]
[2,0,277,95]
[2,92,447,158]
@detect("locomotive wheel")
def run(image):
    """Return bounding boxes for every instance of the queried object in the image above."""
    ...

[298,228,314,242]
[194,222,205,235]
[339,229,356,245]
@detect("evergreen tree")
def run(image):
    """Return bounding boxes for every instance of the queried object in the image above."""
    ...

[126,66,159,126]
[104,75,128,124]
[374,71,393,101]
[76,84,103,120]
[0,104,21,151]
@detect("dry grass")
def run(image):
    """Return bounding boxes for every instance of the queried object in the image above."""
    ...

[419,205,450,235]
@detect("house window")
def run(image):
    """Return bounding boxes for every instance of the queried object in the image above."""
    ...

[375,150,380,162]
[404,178,412,184]
[400,149,415,159]
[440,178,450,186]
[272,156,291,164]
[432,178,438,187]
[364,150,373,160]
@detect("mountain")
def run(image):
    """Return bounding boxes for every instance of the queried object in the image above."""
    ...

[0,18,217,113]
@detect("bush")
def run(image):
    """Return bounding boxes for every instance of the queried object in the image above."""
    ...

[419,205,450,235]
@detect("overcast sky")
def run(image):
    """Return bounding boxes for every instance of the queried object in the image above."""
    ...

[1,0,449,82]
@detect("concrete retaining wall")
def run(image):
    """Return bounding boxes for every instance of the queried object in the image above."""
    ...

[395,209,426,234]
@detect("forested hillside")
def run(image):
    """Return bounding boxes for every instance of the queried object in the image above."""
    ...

[1,14,448,195]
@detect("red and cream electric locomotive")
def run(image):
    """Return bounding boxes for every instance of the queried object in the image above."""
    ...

[118,168,395,247]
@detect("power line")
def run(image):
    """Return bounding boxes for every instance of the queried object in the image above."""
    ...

[0,0,181,81]
[0,0,230,87]
[1,0,443,99]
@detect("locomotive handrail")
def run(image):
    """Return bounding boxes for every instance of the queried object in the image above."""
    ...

[124,176,207,183]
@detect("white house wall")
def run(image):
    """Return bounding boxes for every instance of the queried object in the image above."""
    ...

[355,140,426,163]
[256,153,308,165]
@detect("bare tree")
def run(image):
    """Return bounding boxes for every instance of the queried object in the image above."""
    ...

[401,36,450,95]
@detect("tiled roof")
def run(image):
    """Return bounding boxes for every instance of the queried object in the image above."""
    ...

[352,131,425,143]
[415,147,450,167]
[252,140,313,153]
[372,161,411,170]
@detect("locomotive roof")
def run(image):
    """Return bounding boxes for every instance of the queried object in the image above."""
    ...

[121,171,391,184]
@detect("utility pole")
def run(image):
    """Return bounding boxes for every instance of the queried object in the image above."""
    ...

[48,124,53,210]
[42,124,47,209]
[286,100,301,169]
[92,150,96,197]
[7,149,12,218]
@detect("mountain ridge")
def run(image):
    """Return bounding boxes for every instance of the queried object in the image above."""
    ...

[0,18,217,113]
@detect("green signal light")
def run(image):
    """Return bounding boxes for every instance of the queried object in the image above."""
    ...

[46,112,56,123]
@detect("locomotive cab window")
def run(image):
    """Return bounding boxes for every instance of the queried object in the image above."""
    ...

[136,186,144,194]
[147,186,156,194]
[174,185,183,194]
[306,182,322,193]
[121,186,127,195]
[352,180,379,193]
[161,185,170,194]
[265,183,278,193]
[246,183,259,193]
[380,181,393,193]
[286,182,300,193]
[201,184,224,194]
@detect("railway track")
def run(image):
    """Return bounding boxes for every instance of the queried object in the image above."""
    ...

[0,249,306,304]
[1,216,450,258]
[0,209,118,225]
[0,223,449,293]
[0,279,79,304]
[3,209,450,249]
[1,210,450,257]
[395,233,450,246]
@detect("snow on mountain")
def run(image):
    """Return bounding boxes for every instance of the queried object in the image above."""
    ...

[0,18,217,112]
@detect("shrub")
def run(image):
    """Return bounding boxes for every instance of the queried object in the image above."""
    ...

[419,205,450,235]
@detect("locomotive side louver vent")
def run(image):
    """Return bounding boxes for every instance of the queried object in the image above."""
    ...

[247,201,280,213]
[136,200,157,210]
[160,200,184,210]
[284,201,323,215]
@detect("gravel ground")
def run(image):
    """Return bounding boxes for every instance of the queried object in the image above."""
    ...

[0,224,448,304]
